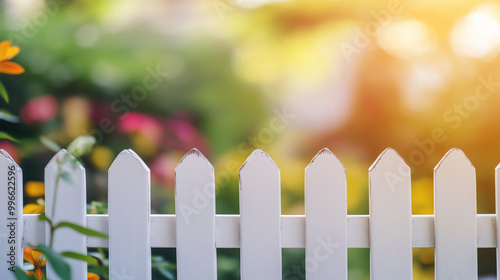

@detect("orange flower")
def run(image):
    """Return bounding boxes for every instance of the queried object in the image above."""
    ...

[23,247,46,280]
[87,272,100,280]
[23,247,101,280]
[0,40,24,75]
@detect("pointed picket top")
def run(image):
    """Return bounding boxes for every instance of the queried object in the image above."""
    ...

[434,148,474,171]
[240,149,278,169]
[0,149,21,173]
[109,149,149,173]
[0,149,23,280]
[239,149,279,182]
[176,148,214,173]
[369,147,409,173]
[46,149,84,173]
[0,149,19,166]
[306,147,346,172]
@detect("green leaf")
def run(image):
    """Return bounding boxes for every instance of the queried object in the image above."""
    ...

[56,221,108,238]
[67,135,96,158]
[154,262,175,279]
[40,137,61,153]
[59,171,75,184]
[88,251,105,266]
[61,251,98,265]
[152,256,176,279]
[0,109,19,123]
[12,266,30,280]
[70,158,78,168]
[35,245,72,280]
[0,81,8,103]
[0,132,19,142]
[37,213,53,229]
[38,213,48,221]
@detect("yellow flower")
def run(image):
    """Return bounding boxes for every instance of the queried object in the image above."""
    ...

[24,247,46,280]
[90,146,114,171]
[0,40,24,75]
[23,203,45,214]
[25,181,45,197]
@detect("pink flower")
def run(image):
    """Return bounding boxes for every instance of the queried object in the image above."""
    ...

[21,95,58,125]
[164,119,209,155]
[149,153,178,187]
[120,112,162,145]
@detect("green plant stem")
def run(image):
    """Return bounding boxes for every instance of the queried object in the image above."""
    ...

[49,158,62,248]
[49,223,56,248]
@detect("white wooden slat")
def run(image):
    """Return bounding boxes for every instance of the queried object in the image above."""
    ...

[175,149,217,280]
[239,150,281,280]
[305,148,347,280]
[496,163,500,277]
[108,150,151,280]
[45,150,87,280]
[434,148,477,279]
[23,214,498,248]
[0,150,23,279]
[214,214,240,248]
[369,148,412,280]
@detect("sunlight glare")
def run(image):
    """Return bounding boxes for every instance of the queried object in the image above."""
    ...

[450,3,500,60]
[377,19,436,59]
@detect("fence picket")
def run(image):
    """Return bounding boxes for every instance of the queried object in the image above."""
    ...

[305,148,347,280]
[434,148,477,279]
[45,150,87,280]
[0,150,23,279]
[108,150,151,280]
[239,150,281,280]
[0,146,496,279]
[175,149,217,280]
[369,148,412,279]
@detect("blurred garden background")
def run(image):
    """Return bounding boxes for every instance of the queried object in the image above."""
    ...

[1,0,500,278]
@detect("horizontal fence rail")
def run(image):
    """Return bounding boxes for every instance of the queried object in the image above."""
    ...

[21,214,498,248]
[1,147,499,280]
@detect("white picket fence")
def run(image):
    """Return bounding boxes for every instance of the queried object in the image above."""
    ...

[0,147,498,279]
